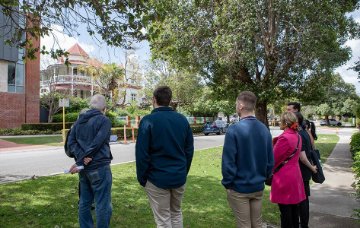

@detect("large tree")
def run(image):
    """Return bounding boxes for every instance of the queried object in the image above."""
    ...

[146,0,359,125]
[1,1,151,59]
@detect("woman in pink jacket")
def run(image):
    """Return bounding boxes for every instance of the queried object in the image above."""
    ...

[270,112,306,228]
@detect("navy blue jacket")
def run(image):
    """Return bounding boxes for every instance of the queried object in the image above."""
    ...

[222,117,274,193]
[68,109,112,170]
[136,107,194,189]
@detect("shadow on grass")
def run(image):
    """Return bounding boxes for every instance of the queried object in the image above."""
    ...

[0,170,280,227]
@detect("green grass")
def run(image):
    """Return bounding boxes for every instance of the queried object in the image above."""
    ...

[0,134,339,227]
[1,136,63,146]
[315,134,339,163]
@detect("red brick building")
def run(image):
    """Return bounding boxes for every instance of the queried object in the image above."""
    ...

[0,12,40,129]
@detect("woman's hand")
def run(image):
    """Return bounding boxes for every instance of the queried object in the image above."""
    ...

[311,165,318,173]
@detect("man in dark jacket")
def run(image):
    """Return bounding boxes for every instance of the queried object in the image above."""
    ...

[136,86,194,228]
[68,94,113,228]
[222,91,274,228]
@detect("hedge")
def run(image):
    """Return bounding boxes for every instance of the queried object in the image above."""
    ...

[22,123,74,131]
[350,132,360,158]
[191,124,205,134]
[63,127,138,141]
[0,128,59,136]
[52,113,79,123]
[350,132,360,217]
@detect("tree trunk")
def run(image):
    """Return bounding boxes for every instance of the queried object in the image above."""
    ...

[255,101,269,127]
[325,115,329,125]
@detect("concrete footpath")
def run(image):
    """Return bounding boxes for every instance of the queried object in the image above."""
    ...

[309,133,359,227]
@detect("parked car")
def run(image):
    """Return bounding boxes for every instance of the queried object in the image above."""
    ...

[203,122,221,135]
[320,119,342,126]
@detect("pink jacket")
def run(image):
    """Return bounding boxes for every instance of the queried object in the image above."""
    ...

[270,128,306,204]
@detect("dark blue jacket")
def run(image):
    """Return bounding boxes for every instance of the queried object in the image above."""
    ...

[136,107,194,189]
[68,109,112,170]
[222,117,274,193]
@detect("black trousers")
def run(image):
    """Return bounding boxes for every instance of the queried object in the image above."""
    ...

[299,181,310,228]
[278,204,299,228]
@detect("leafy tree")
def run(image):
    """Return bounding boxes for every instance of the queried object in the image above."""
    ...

[146,0,359,125]
[1,1,151,60]
[80,63,124,108]
[342,98,359,117]
[316,73,358,122]
[144,60,203,110]
[351,58,360,78]
[40,92,65,123]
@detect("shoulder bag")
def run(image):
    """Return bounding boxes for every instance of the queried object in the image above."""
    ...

[265,134,300,186]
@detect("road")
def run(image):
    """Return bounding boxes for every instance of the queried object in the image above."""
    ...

[0,127,354,183]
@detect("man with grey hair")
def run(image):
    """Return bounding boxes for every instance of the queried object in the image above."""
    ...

[67,94,113,228]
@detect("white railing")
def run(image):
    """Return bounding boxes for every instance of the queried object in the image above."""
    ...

[54,75,92,85]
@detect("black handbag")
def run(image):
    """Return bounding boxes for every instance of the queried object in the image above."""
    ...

[310,149,325,184]
[265,135,300,186]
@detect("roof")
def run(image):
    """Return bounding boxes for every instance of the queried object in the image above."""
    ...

[66,43,89,57]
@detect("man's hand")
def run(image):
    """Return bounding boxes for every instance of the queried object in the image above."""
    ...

[69,164,81,174]
[84,157,92,165]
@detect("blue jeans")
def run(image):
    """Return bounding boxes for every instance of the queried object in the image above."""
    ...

[78,165,112,228]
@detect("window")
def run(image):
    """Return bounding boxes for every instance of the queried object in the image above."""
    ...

[73,68,78,75]
[7,45,25,93]
[131,93,136,101]
[7,63,16,92]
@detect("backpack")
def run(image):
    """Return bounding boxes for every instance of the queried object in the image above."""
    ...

[64,127,75,158]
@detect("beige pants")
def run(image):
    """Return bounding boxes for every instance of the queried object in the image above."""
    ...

[226,189,263,228]
[145,181,185,228]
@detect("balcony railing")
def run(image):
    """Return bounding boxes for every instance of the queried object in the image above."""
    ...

[54,75,93,85]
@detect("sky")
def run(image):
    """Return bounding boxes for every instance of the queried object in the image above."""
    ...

[41,9,360,94]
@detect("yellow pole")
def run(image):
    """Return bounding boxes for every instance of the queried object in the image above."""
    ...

[62,105,65,143]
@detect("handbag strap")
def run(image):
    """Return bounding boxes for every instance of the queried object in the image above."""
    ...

[273,134,300,174]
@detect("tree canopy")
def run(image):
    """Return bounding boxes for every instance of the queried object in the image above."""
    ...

[146,0,360,125]
[1,0,152,59]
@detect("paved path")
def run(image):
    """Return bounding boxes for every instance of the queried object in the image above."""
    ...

[309,131,359,227]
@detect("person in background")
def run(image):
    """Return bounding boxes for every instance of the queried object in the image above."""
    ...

[287,102,301,113]
[270,112,306,228]
[136,86,194,228]
[222,91,274,228]
[305,120,317,149]
[294,112,317,228]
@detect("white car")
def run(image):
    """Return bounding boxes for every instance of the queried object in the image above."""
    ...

[319,119,342,126]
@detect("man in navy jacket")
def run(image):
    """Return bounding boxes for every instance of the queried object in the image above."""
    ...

[68,94,113,228]
[222,91,274,228]
[136,86,194,228]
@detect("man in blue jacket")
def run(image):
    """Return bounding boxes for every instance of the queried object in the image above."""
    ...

[222,91,274,228]
[68,94,113,228]
[136,86,194,228]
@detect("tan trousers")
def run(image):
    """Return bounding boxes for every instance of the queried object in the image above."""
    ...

[226,189,263,228]
[145,181,185,228]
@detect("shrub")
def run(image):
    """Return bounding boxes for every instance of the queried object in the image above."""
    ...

[52,113,80,123]
[350,132,360,157]
[350,132,360,218]
[191,124,204,134]
[21,123,74,131]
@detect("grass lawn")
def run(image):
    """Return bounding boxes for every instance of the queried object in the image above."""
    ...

[0,134,338,227]
[315,134,339,163]
[1,136,63,146]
